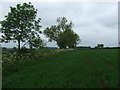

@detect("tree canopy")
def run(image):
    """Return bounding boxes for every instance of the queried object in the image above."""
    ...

[57,30,80,48]
[0,2,42,50]
[44,17,80,49]
[97,44,104,48]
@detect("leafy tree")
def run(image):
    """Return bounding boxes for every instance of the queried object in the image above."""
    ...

[0,2,41,50]
[57,30,80,48]
[44,25,61,42]
[57,17,73,31]
[57,33,66,49]
[44,17,73,42]
[97,44,104,48]
[44,17,80,49]
[65,30,80,48]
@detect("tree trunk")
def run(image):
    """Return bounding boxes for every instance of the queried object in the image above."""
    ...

[18,39,20,50]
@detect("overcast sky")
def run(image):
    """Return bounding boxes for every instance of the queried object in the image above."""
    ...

[0,1,118,48]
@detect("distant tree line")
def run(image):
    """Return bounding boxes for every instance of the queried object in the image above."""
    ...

[0,2,80,50]
[77,46,91,49]
[76,44,120,49]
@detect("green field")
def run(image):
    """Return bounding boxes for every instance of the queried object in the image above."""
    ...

[3,49,118,88]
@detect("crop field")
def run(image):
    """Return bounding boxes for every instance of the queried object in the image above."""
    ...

[2,49,118,88]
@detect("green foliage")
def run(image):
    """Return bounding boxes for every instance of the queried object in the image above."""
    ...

[44,17,80,49]
[57,17,73,31]
[28,37,44,49]
[0,2,42,49]
[44,25,61,42]
[57,30,80,48]
[96,44,104,48]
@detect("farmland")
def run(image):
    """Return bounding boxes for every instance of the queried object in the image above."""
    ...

[2,49,118,88]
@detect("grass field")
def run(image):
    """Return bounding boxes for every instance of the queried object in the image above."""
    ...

[2,49,118,88]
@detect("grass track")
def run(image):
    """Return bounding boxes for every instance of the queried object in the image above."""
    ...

[3,49,118,88]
